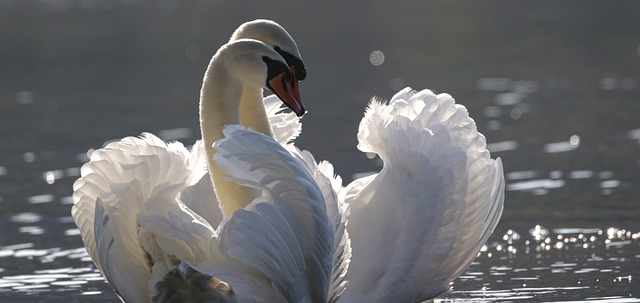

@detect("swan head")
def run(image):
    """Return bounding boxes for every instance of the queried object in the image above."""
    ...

[230,19,306,100]
[217,39,305,116]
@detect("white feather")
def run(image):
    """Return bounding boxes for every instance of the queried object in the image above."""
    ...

[338,88,504,303]
[214,126,333,301]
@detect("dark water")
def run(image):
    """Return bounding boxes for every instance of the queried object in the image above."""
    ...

[1,1,639,302]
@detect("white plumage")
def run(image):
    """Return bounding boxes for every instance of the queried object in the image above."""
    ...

[339,88,504,302]
[71,19,503,303]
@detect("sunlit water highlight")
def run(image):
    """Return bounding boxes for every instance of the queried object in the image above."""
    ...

[0,224,637,301]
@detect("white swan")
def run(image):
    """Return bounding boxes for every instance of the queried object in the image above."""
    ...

[72,20,348,303]
[72,19,504,303]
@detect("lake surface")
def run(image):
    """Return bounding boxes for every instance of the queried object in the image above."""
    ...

[1,1,639,302]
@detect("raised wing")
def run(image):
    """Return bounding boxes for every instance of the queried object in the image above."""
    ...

[285,147,351,303]
[340,88,504,303]
[211,125,334,303]
[72,133,212,303]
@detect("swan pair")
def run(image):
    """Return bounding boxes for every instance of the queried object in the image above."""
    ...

[72,19,504,303]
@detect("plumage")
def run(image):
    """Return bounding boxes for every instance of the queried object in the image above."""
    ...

[213,125,333,303]
[71,19,504,303]
[339,88,504,302]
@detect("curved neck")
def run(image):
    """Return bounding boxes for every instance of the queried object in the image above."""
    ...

[199,61,273,217]
[239,88,274,138]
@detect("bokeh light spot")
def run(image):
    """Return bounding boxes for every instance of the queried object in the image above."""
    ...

[369,50,385,66]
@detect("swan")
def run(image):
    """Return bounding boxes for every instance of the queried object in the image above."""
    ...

[72,20,348,303]
[72,19,504,303]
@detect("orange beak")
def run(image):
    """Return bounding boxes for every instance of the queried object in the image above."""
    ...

[267,71,305,117]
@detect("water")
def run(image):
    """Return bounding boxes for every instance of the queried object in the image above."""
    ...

[1,1,639,302]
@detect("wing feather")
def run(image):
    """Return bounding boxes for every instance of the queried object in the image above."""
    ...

[212,125,334,303]
[341,88,505,303]
[282,147,351,302]
[72,133,216,303]
[265,94,302,144]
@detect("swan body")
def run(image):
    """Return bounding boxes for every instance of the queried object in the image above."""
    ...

[72,19,504,303]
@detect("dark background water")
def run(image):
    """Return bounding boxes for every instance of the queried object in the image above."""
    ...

[1,1,639,302]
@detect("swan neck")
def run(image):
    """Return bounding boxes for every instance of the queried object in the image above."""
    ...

[200,66,240,153]
[239,87,274,137]
[199,62,261,217]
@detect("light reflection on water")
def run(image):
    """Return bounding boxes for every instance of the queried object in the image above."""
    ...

[0,224,637,301]
[443,227,640,302]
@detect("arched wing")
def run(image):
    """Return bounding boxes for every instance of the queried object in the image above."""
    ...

[285,147,351,303]
[341,88,505,302]
[211,125,334,303]
[72,133,215,303]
